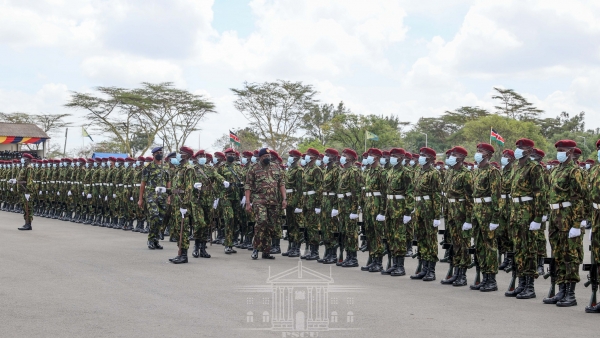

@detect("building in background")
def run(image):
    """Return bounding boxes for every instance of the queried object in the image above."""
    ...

[0,123,50,159]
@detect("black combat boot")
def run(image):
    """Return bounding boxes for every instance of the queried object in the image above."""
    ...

[481,274,498,292]
[251,249,259,260]
[286,243,299,258]
[140,220,149,233]
[537,257,545,277]
[441,267,459,285]
[405,240,413,257]
[225,246,237,254]
[543,283,566,304]
[505,276,526,297]
[122,220,132,231]
[133,219,142,232]
[171,249,188,264]
[343,252,359,268]
[478,273,490,290]
[269,238,281,254]
[147,240,156,250]
[324,249,337,264]
[410,260,428,279]
[262,252,276,259]
[18,223,32,231]
[423,261,436,281]
[516,276,536,299]
[192,239,201,258]
[282,242,293,256]
[381,256,397,275]
[318,248,330,263]
[306,245,320,261]
[199,242,211,258]
[499,253,510,270]
[337,249,348,266]
[556,282,577,307]
[169,232,178,242]
[391,256,406,276]
[361,255,375,271]
[369,256,383,273]
[71,212,79,222]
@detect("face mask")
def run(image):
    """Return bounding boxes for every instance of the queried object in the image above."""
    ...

[315,160,322,166]
[444,165,449,169]
[474,152,484,164]
[101,162,106,167]
[136,161,141,166]
[212,157,218,164]
[71,162,76,167]
[389,157,398,166]
[154,153,163,161]
[287,157,294,165]
[447,156,457,167]
[501,157,509,166]
[530,156,536,161]
[262,158,271,165]
[323,156,330,164]
[115,162,120,168]
[436,165,441,169]
[85,163,89,168]
[557,151,568,163]
[226,156,235,163]
[242,158,248,165]
[361,159,368,166]
[379,158,387,165]
[361,166,365,171]
[20,158,25,164]
[199,158,207,165]
[124,162,130,168]
[467,166,473,170]
[418,157,427,166]
[473,165,478,169]
[546,165,552,170]
[251,156,257,163]
[93,162,98,167]
[597,150,600,162]
[304,155,311,163]
[514,148,524,159]
[301,159,306,166]
[340,156,347,165]
[170,158,180,166]
[366,156,374,165]
[402,159,407,166]
[409,160,415,166]
[586,164,591,170]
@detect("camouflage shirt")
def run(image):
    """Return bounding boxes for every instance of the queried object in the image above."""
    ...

[549,161,586,227]
[285,163,304,208]
[385,164,414,216]
[414,166,443,219]
[472,163,502,224]
[244,161,284,206]
[446,165,474,223]
[510,158,546,223]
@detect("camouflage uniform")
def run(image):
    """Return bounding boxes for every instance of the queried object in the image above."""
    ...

[321,163,341,254]
[302,163,323,247]
[245,161,285,253]
[285,162,304,249]
[193,163,224,242]
[589,163,600,264]
[169,163,197,251]
[217,161,244,248]
[413,166,442,263]
[142,162,169,242]
[385,163,414,257]
[497,163,515,258]
[17,163,34,225]
[364,165,386,260]
[338,164,362,257]
[445,165,474,271]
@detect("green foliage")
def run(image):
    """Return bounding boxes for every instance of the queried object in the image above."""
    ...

[212,127,262,151]
[328,113,403,152]
[492,87,543,121]
[301,101,348,146]
[297,138,327,154]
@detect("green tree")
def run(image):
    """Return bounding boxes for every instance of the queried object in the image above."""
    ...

[296,138,327,154]
[328,113,402,152]
[301,101,348,146]
[492,87,544,121]
[231,80,318,154]
[212,127,262,151]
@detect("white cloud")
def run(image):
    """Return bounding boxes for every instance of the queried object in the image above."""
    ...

[81,55,185,85]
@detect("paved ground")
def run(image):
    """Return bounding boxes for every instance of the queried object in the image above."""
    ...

[1,212,598,338]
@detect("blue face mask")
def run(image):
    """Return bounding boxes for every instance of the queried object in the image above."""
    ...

[287,157,294,165]
[241,158,248,165]
[557,151,568,163]
[389,157,398,166]
[409,160,415,166]
[101,162,106,167]
[473,164,478,169]
[315,160,322,166]
[85,163,89,168]
[366,156,374,165]
[530,156,536,161]
[212,157,218,164]
[20,158,25,164]
[114,162,120,168]
[418,157,427,166]
[514,148,524,159]
[447,156,457,167]
[379,158,387,165]
[300,159,306,166]
[402,159,407,166]
[124,162,130,168]
[340,156,347,165]
[586,163,591,170]
[361,159,368,166]
[170,158,180,166]
[251,156,257,163]
[304,155,311,163]
[597,150,600,163]
[196,157,205,165]
[474,152,484,164]
[501,157,509,166]
[71,162,76,167]
[93,162,98,167]
[323,156,329,164]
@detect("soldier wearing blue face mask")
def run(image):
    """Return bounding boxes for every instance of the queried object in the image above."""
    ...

[301,148,323,261]
[498,149,516,271]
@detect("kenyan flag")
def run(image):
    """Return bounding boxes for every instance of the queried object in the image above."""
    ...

[491,128,505,146]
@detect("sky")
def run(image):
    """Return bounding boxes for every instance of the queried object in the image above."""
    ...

[1,0,600,154]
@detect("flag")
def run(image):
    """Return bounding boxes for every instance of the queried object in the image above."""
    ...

[82,127,94,142]
[490,128,504,146]
[366,131,379,141]
[229,130,241,146]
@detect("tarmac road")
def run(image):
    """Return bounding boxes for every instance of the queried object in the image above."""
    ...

[1,212,597,338]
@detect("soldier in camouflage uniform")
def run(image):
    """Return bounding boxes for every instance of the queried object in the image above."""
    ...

[131,157,146,232]
[283,149,304,258]
[441,146,473,287]
[531,148,550,276]
[139,147,168,250]
[82,158,95,224]
[300,148,323,261]
[245,148,287,260]
[498,149,516,270]
[217,148,239,254]
[542,140,585,307]
[382,148,414,276]
[16,153,35,230]
[410,147,442,282]
[505,138,546,300]
[470,143,502,292]
[403,153,416,257]
[586,139,600,313]
[318,148,342,264]
[120,157,135,230]
[238,151,255,249]
[337,148,362,268]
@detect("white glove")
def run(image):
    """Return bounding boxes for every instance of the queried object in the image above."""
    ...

[294,208,303,213]
[155,187,166,194]
[433,219,441,227]
[223,181,230,188]
[87,194,92,199]
[39,191,42,195]
[213,198,219,209]
[24,194,30,201]
[130,197,133,201]
[403,215,412,224]
[542,215,548,222]
[180,208,188,217]
[56,191,59,196]
[349,213,359,220]
[581,220,588,227]
[462,222,472,231]
[81,192,85,196]
[569,227,581,238]
[315,208,321,214]
[68,191,72,196]
[489,223,499,231]
[10,188,13,191]
[104,196,108,201]
[193,182,202,189]
[529,221,542,231]
[9,179,15,184]
[331,209,339,217]
[112,193,117,199]
[98,195,101,199]
[240,196,246,206]
[376,214,386,222]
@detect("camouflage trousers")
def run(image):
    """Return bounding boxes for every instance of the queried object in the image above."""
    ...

[285,205,302,243]
[146,194,167,241]
[321,196,339,248]
[414,199,438,262]
[274,206,283,240]
[385,199,407,257]
[338,199,357,252]
[549,208,582,284]
[511,201,539,278]
[472,203,498,274]
[252,203,277,252]
[221,199,235,247]
[592,209,600,264]
[536,221,548,258]
[193,202,212,241]
[21,196,33,223]
[171,201,193,250]
[365,196,385,257]
[304,209,321,246]
[447,202,471,269]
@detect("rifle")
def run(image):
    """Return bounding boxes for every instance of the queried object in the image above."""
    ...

[543,257,556,299]
[438,229,454,279]
[358,220,368,252]
[468,246,481,287]
[584,242,598,312]
[411,240,422,274]
[178,210,186,257]
[504,251,517,292]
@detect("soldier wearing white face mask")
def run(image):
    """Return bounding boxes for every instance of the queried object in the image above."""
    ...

[498,149,516,271]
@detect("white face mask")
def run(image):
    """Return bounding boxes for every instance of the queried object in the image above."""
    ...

[340,156,347,165]
[300,159,306,166]
[409,160,415,166]
[241,158,248,165]
[323,156,330,164]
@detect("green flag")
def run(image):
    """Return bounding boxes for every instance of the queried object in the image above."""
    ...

[366,131,379,141]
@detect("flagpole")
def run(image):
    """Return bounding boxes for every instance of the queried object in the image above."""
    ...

[364,130,367,152]
[490,127,492,145]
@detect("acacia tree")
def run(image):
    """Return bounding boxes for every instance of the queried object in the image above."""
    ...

[492,87,543,121]
[231,80,318,154]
